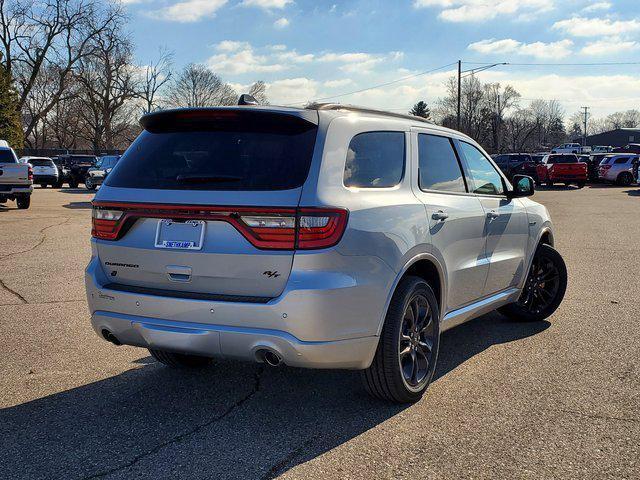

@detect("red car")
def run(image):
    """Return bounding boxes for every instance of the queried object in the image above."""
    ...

[536,154,587,188]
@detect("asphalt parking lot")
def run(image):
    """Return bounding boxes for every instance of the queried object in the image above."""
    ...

[0,185,638,479]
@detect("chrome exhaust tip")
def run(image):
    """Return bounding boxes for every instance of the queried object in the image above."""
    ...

[259,349,283,367]
[101,329,122,346]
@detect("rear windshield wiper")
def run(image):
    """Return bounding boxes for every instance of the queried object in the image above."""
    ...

[175,174,244,183]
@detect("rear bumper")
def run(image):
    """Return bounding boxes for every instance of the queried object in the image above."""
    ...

[85,255,390,369]
[33,174,58,183]
[0,184,33,195]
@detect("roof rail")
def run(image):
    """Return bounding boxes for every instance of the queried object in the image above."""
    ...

[306,103,435,125]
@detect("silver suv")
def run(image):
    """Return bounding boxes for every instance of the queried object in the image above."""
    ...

[85,104,567,403]
[598,154,638,186]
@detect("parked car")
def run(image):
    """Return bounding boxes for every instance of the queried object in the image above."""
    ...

[613,143,640,154]
[85,155,120,191]
[598,154,638,185]
[587,154,613,182]
[551,143,582,154]
[53,154,97,188]
[591,145,612,153]
[492,153,540,182]
[537,154,587,187]
[86,104,567,404]
[0,144,32,209]
[19,156,59,188]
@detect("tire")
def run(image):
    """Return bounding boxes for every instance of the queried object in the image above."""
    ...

[361,276,440,403]
[576,182,585,188]
[499,244,567,322]
[39,183,47,188]
[54,179,64,188]
[85,177,96,191]
[149,349,213,368]
[68,179,79,189]
[16,195,31,210]
[546,181,554,187]
[617,172,633,186]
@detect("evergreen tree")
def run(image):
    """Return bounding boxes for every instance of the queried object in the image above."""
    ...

[410,100,431,119]
[0,55,23,148]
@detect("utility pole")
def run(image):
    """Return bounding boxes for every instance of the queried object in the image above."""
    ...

[581,106,590,147]
[457,60,462,131]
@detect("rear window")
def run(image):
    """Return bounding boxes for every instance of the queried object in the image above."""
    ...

[0,149,17,163]
[106,113,317,191]
[30,159,54,167]
[548,155,578,164]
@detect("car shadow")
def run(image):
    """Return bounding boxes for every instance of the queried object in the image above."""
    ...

[0,311,549,479]
[623,188,640,196]
[62,201,93,209]
[57,188,95,194]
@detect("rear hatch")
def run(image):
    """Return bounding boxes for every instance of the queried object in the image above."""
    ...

[0,149,29,186]
[548,155,587,178]
[92,108,322,299]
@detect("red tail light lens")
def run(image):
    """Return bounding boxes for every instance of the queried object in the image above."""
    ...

[92,208,125,240]
[27,166,33,181]
[91,203,348,250]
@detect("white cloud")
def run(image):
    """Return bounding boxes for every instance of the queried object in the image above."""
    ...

[274,17,290,29]
[277,50,314,63]
[241,0,293,9]
[553,16,640,37]
[215,40,250,52]
[266,77,319,105]
[208,42,286,74]
[468,38,573,58]
[323,79,354,88]
[582,2,611,13]
[148,0,227,22]
[413,0,555,23]
[581,37,640,55]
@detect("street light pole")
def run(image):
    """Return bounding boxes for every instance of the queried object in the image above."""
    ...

[456,61,508,132]
[457,60,461,131]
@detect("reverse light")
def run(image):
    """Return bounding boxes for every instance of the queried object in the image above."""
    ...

[92,208,125,240]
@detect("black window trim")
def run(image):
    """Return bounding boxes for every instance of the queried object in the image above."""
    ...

[342,130,407,190]
[455,139,509,198]
[417,132,470,195]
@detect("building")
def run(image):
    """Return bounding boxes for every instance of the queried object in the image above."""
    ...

[572,128,640,148]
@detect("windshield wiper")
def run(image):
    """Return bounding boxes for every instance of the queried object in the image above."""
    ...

[175,174,244,183]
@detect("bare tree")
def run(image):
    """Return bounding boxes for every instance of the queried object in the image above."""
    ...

[138,48,172,114]
[248,80,268,105]
[0,0,123,143]
[165,63,237,108]
[75,20,138,151]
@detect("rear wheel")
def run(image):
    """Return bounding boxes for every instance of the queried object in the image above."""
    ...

[361,276,440,403]
[85,177,96,191]
[16,195,31,210]
[68,178,79,188]
[617,172,633,186]
[500,244,567,322]
[149,349,213,368]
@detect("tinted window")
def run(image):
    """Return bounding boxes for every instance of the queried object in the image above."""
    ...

[459,142,504,195]
[614,158,630,164]
[418,134,466,193]
[107,119,317,191]
[0,149,17,163]
[344,131,404,188]
[494,155,507,163]
[30,159,54,167]
[548,155,578,164]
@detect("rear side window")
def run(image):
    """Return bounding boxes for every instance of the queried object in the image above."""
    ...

[418,134,466,193]
[614,158,629,164]
[106,114,317,191]
[344,131,405,188]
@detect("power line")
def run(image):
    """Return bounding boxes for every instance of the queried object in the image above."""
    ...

[284,61,458,106]
[464,61,640,66]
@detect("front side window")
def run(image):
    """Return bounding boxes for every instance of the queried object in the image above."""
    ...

[459,142,505,195]
[418,134,466,193]
[344,131,405,188]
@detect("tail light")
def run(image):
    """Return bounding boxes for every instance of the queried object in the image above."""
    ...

[91,203,348,250]
[27,166,33,181]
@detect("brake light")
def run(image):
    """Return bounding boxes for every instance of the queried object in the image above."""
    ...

[91,203,348,250]
[27,166,33,181]
[92,208,125,240]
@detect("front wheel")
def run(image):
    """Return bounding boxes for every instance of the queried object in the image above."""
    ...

[361,276,440,403]
[85,177,96,191]
[617,172,633,186]
[149,349,213,368]
[500,244,567,322]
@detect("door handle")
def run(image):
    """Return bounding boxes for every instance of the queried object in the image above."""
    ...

[432,210,449,221]
[487,210,500,220]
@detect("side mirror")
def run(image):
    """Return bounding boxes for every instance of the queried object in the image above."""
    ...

[508,175,534,198]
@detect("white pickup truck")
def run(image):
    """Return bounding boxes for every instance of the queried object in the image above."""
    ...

[0,143,33,209]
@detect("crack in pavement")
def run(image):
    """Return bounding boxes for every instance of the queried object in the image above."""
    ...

[261,434,320,480]
[0,298,85,307]
[0,217,71,304]
[81,366,266,480]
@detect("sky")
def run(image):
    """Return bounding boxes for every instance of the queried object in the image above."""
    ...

[121,0,640,118]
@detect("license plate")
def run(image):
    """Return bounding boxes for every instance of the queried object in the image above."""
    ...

[154,219,205,250]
